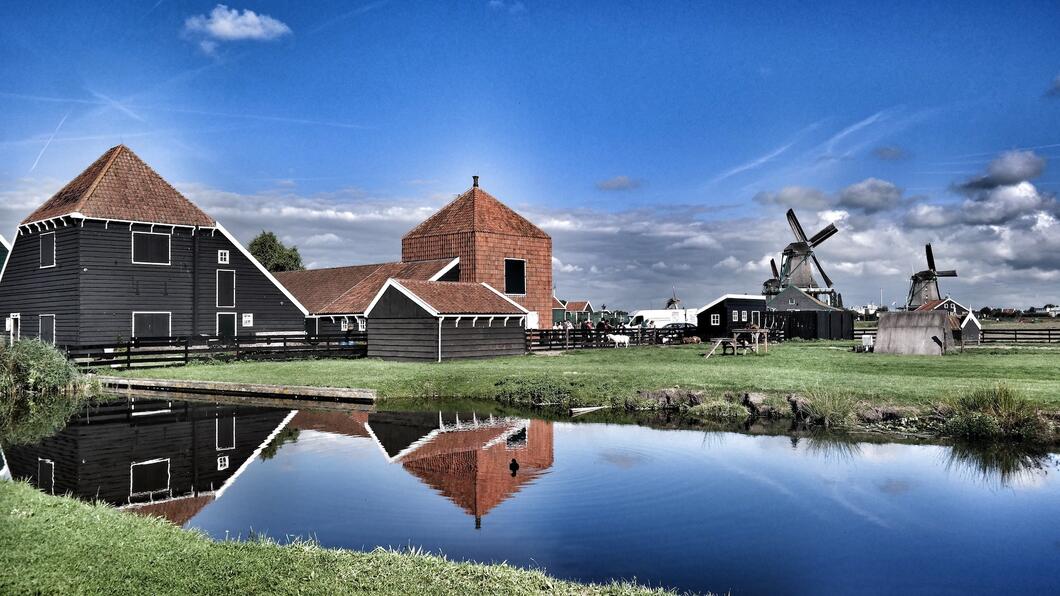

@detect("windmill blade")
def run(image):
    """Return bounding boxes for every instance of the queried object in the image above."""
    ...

[935,270,958,277]
[786,209,808,243]
[811,254,833,288]
[925,244,936,272]
[808,223,838,247]
[770,258,780,279]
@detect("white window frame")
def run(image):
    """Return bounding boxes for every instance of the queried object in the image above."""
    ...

[241,313,254,327]
[217,455,230,471]
[358,318,366,331]
[38,314,55,345]
[732,310,739,322]
[39,232,56,269]
[129,458,171,497]
[216,312,238,337]
[503,258,527,296]
[788,298,797,306]
[131,231,171,266]
[710,313,720,326]
[8,313,19,344]
[216,416,236,451]
[741,310,748,322]
[751,311,760,326]
[216,269,236,308]
[37,458,55,494]
[340,318,349,332]
[217,250,230,265]
[131,311,172,338]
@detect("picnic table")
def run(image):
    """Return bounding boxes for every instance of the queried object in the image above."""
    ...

[703,327,769,359]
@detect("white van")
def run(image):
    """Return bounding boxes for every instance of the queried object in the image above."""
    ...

[625,308,699,329]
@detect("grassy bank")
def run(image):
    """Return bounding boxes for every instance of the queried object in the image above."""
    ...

[0,481,669,595]
[116,342,1060,410]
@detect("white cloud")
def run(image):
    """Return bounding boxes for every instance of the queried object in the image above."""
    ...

[837,178,906,213]
[753,186,830,209]
[184,5,292,53]
[551,256,583,273]
[595,175,641,191]
[714,256,741,270]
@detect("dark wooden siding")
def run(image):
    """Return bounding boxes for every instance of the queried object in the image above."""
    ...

[696,298,766,338]
[441,319,525,359]
[367,286,438,361]
[0,225,81,344]
[194,230,304,337]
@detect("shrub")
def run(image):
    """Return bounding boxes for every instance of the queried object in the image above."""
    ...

[801,389,856,429]
[944,383,1052,443]
[0,340,98,445]
[687,399,750,421]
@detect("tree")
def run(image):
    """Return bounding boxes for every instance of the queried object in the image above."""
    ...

[248,231,304,272]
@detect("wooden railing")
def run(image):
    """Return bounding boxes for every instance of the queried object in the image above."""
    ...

[852,327,1060,344]
[525,328,690,351]
[65,333,367,370]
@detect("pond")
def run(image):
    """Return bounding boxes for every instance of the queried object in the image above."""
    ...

[5,396,1060,595]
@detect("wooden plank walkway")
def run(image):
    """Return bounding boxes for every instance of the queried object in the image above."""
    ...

[96,376,376,404]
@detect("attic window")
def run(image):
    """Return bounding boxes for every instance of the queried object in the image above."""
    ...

[40,232,55,268]
[711,314,720,326]
[504,259,526,295]
[132,232,170,265]
[218,250,230,265]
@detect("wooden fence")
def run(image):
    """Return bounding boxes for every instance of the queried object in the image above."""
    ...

[65,333,367,370]
[525,328,690,351]
[852,327,1060,344]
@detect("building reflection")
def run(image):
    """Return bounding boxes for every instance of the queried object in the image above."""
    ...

[292,410,555,527]
[5,397,293,525]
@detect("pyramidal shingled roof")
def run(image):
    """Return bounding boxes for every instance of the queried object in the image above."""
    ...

[402,185,549,240]
[22,145,215,227]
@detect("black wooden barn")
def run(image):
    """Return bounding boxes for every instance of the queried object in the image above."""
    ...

[365,279,528,361]
[0,145,307,346]
[765,286,854,340]
[696,294,767,339]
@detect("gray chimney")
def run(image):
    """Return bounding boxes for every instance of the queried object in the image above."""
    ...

[472,175,479,188]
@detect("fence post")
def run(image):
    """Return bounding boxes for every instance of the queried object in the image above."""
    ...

[126,341,132,369]
[184,338,189,365]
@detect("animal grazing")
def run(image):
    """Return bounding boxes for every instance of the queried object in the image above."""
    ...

[607,334,630,348]
[682,336,702,344]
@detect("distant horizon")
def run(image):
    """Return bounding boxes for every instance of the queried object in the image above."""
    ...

[2,1,1058,309]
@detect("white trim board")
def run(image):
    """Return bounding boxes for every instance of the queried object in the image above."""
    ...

[215,223,308,316]
[697,294,766,314]
[364,278,530,318]
[428,257,460,281]
[0,233,10,251]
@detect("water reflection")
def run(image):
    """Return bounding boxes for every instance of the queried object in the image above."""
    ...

[944,441,1055,488]
[4,397,293,524]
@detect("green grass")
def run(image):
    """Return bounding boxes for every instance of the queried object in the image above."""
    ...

[116,342,1060,411]
[0,481,672,595]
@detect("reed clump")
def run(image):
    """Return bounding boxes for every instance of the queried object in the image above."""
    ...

[943,383,1052,443]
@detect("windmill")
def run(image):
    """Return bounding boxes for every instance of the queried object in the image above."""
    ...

[665,286,682,310]
[763,209,843,307]
[906,243,957,309]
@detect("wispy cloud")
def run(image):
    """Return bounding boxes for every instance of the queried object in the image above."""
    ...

[88,90,145,122]
[595,175,641,191]
[310,1,390,34]
[488,0,526,14]
[29,112,70,173]
[708,140,795,185]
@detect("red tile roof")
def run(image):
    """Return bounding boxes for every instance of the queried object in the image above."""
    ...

[914,300,946,312]
[552,296,565,309]
[391,279,527,315]
[275,259,454,315]
[402,186,549,240]
[564,300,591,312]
[22,145,215,227]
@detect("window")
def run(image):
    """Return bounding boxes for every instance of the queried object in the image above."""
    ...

[358,318,366,331]
[39,315,55,345]
[504,258,526,295]
[742,311,748,322]
[217,250,230,265]
[132,232,170,265]
[216,416,235,451]
[710,313,720,326]
[132,312,171,338]
[242,313,253,327]
[217,456,230,471]
[130,459,170,496]
[216,270,235,308]
[340,318,349,332]
[38,459,55,494]
[39,232,55,268]
[732,310,739,322]
[788,298,797,306]
[751,311,760,326]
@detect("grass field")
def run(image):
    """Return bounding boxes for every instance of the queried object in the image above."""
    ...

[0,481,668,595]
[117,342,1060,411]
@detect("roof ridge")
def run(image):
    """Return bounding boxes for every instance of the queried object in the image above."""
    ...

[78,145,124,210]
[317,263,388,313]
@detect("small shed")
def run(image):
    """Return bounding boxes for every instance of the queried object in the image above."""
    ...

[874,311,961,355]
[696,294,767,339]
[365,279,528,362]
[915,298,980,345]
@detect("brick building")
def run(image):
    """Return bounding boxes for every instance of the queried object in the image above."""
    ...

[401,177,552,328]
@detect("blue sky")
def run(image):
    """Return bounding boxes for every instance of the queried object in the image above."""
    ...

[1,1,1059,309]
